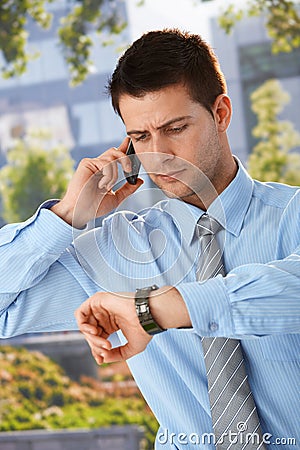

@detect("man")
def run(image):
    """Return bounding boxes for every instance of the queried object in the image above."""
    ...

[0,29,299,450]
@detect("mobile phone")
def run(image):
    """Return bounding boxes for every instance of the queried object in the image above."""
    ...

[123,140,141,185]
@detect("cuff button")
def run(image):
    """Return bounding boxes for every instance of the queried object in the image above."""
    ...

[209,321,219,332]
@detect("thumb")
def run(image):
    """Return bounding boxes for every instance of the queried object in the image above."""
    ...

[114,178,144,204]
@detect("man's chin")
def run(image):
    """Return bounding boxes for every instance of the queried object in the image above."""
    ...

[154,181,196,201]
[150,177,206,207]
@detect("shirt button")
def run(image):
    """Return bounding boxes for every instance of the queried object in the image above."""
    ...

[209,321,219,332]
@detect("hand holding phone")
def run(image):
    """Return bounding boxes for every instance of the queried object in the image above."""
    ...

[123,140,141,185]
[51,137,143,228]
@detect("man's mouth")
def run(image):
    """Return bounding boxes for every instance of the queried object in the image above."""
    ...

[155,169,185,181]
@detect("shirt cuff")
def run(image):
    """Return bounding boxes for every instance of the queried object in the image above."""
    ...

[21,200,86,254]
[29,207,77,253]
[176,276,234,337]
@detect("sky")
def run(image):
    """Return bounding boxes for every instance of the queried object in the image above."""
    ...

[126,0,245,43]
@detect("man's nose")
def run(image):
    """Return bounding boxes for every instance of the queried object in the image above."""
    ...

[151,136,174,159]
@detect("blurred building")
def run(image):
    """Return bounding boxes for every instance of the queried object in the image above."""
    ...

[0,0,165,227]
[211,15,300,163]
[0,5,299,187]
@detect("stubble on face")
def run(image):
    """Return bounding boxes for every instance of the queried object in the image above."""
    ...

[119,84,236,210]
[145,122,223,210]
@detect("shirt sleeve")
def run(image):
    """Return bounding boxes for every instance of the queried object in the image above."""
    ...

[0,203,99,337]
[176,246,300,338]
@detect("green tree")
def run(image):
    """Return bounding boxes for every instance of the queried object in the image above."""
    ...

[0,129,74,223]
[0,0,126,86]
[247,79,300,184]
[218,0,300,54]
[2,1,300,85]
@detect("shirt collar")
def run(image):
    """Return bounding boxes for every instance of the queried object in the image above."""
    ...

[161,158,253,243]
[208,158,253,237]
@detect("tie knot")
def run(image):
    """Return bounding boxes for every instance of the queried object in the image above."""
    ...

[197,214,222,237]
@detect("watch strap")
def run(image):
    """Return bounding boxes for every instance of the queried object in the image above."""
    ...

[135,285,164,335]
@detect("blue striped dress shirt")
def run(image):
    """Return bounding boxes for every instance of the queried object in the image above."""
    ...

[0,160,299,449]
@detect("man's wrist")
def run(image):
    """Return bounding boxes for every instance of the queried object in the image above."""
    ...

[149,286,192,330]
[51,201,85,229]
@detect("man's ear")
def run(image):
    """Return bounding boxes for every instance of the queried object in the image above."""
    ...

[213,94,232,132]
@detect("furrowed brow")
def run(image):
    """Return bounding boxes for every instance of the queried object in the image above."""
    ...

[127,116,192,136]
[157,116,192,130]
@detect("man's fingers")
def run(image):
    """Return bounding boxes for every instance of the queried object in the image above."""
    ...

[84,334,114,365]
[114,178,144,204]
[80,323,99,335]
[94,153,134,191]
[75,290,151,365]
[74,302,101,337]
[117,136,131,154]
[98,161,118,190]
[75,302,93,323]
[98,346,123,363]
[84,333,112,350]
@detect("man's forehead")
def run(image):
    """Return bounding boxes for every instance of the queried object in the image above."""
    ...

[118,85,197,131]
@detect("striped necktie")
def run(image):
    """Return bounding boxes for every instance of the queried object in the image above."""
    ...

[197,214,266,450]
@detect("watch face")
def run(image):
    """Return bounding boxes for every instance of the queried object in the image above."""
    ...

[143,322,162,335]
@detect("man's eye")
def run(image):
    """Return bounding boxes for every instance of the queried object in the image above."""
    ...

[135,134,147,142]
[168,125,187,134]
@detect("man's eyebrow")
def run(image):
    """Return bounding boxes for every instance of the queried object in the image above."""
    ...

[127,116,192,136]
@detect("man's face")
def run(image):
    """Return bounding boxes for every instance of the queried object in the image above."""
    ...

[119,84,229,208]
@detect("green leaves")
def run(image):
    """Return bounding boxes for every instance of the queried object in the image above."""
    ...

[0,346,158,449]
[247,79,300,184]
[217,4,244,35]
[0,0,52,78]
[0,0,126,85]
[218,0,300,54]
[0,129,74,223]
[2,0,300,85]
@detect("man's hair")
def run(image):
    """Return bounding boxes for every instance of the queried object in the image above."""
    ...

[107,28,226,117]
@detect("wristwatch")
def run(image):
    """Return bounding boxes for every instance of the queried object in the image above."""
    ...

[135,285,164,335]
